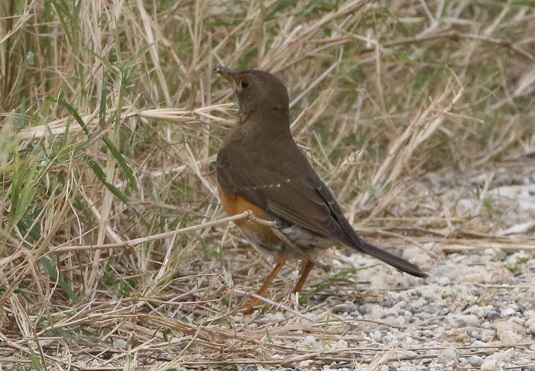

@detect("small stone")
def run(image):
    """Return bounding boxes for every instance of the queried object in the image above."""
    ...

[303,335,316,347]
[468,327,481,339]
[444,314,480,328]
[332,301,357,314]
[445,360,457,368]
[371,330,384,342]
[438,346,459,363]
[468,355,484,366]
[500,330,521,345]
[463,304,494,318]
[411,298,426,309]
[503,348,518,362]
[379,297,395,308]
[480,329,496,342]
[493,321,524,336]
[437,276,451,286]
[264,312,286,322]
[481,357,504,371]
[501,308,517,317]
[393,316,407,326]
[528,321,535,336]
[112,339,128,350]
[486,311,501,321]
[359,304,375,315]
[456,198,476,216]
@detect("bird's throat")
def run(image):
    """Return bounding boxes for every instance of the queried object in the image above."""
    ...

[236,107,291,141]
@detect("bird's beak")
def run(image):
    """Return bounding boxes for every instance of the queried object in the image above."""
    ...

[214,65,237,85]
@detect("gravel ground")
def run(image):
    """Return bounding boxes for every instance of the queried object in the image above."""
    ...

[229,252,534,370]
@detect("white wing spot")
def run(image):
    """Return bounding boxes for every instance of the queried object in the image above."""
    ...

[245,182,284,190]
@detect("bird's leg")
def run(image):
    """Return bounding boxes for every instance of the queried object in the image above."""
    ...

[243,255,287,314]
[292,259,315,294]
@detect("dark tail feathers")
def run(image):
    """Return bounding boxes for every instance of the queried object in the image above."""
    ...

[352,236,428,278]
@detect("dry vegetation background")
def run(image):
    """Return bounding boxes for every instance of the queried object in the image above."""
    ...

[1,0,535,369]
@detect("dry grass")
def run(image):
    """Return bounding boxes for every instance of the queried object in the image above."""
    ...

[1,0,535,369]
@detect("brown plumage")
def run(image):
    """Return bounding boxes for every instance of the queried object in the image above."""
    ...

[214,66,427,312]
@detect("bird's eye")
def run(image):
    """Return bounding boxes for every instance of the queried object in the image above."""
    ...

[240,79,249,89]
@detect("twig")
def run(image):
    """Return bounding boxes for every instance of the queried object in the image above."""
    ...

[49,211,254,253]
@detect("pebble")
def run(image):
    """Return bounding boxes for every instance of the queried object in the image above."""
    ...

[479,329,496,342]
[438,346,458,363]
[444,314,480,328]
[463,304,494,318]
[468,355,484,367]
[303,335,316,348]
[503,348,518,362]
[481,357,504,371]
[493,321,524,336]
[499,330,521,345]
[501,307,517,317]
[486,311,501,321]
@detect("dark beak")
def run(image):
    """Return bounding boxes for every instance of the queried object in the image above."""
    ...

[214,65,237,84]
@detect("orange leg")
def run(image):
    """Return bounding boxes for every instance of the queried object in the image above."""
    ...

[292,260,315,294]
[243,255,288,314]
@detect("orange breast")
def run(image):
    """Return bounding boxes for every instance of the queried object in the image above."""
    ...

[217,182,280,247]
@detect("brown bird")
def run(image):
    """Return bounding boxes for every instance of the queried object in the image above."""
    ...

[214,65,427,312]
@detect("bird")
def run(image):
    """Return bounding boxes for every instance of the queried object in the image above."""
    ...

[214,65,427,313]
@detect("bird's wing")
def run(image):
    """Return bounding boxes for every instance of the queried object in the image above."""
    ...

[216,139,354,245]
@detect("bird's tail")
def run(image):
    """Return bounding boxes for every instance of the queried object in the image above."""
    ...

[351,236,428,278]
